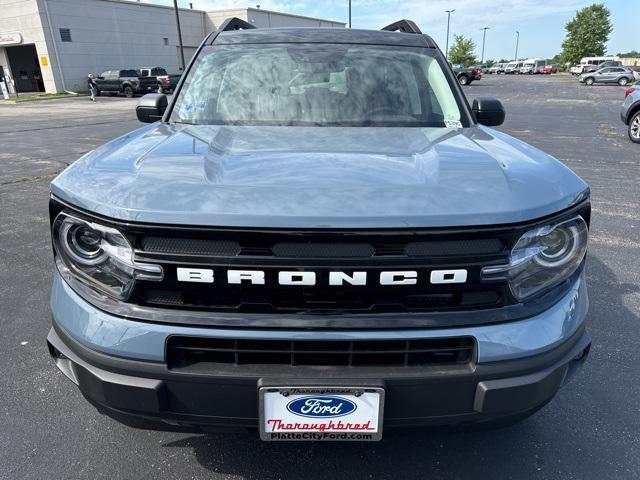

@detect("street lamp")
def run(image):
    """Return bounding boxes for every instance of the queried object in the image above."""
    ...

[514,31,520,61]
[349,0,352,28]
[445,9,455,60]
[173,0,185,71]
[480,26,490,63]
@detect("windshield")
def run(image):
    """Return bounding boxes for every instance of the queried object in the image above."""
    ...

[171,44,465,127]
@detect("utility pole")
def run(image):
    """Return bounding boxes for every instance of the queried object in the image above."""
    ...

[445,9,455,60]
[348,0,351,28]
[173,0,186,71]
[515,31,520,61]
[480,26,489,63]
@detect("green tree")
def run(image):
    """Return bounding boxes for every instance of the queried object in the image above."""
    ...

[549,54,562,64]
[448,35,477,67]
[617,50,640,58]
[560,3,613,65]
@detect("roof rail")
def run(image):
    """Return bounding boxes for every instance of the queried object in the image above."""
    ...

[217,17,256,33]
[381,20,422,34]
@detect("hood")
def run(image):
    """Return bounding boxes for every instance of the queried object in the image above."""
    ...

[51,123,588,228]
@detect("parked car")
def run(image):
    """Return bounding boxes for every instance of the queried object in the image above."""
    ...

[93,69,157,98]
[624,81,640,98]
[542,64,558,74]
[581,60,622,75]
[504,61,523,74]
[453,65,481,85]
[48,18,592,438]
[571,56,620,75]
[471,64,490,74]
[488,63,506,74]
[621,82,640,143]
[580,67,636,86]
[138,67,182,94]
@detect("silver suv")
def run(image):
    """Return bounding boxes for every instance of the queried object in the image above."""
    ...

[580,67,635,86]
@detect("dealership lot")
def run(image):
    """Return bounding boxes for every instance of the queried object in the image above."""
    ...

[1,75,639,479]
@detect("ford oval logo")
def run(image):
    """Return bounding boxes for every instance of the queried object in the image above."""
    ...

[286,396,357,418]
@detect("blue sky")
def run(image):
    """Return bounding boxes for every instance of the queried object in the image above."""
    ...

[150,0,635,61]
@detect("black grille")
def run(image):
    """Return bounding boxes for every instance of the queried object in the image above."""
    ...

[272,242,375,258]
[137,236,504,258]
[167,336,475,368]
[131,228,512,314]
[142,287,501,312]
[405,239,504,256]
[141,236,241,256]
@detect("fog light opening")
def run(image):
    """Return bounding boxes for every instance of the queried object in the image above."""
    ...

[47,342,68,360]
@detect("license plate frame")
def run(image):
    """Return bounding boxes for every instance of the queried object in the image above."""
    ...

[259,386,384,441]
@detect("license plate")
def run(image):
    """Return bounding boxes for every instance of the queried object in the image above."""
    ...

[259,386,384,441]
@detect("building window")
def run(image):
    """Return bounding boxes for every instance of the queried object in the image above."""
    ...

[163,37,169,46]
[59,28,72,42]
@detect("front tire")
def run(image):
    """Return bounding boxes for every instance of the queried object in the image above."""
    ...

[618,77,629,86]
[629,111,640,144]
[124,86,134,98]
[585,77,595,86]
[458,75,469,85]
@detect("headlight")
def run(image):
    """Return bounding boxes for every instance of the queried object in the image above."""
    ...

[53,212,162,300]
[481,215,588,301]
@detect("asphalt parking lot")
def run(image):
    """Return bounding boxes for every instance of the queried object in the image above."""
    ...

[1,75,639,480]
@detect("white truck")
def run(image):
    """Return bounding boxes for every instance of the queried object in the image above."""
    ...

[520,58,546,74]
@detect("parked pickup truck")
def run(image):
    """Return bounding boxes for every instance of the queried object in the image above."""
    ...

[48,18,591,440]
[138,67,182,93]
[94,69,157,98]
[453,65,481,85]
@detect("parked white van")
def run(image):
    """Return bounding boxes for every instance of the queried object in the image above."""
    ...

[520,58,546,74]
[570,56,620,75]
[504,61,523,74]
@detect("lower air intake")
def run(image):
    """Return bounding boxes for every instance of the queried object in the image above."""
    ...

[166,336,475,368]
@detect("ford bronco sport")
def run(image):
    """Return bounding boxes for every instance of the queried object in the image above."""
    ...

[47,19,591,441]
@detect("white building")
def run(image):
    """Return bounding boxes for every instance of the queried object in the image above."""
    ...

[0,0,344,95]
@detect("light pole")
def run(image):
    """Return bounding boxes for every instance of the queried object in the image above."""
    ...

[349,0,351,28]
[514,30,520,61]
[445,9,455,60]
[173,0,185,71]
[480,26,489,63]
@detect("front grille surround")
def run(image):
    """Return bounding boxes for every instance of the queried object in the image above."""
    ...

[49,195,591,328]
[129,227,514,315]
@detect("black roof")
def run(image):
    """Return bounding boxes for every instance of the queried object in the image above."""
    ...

[211,27,436,48]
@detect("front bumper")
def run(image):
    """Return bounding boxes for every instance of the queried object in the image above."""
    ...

[48,271,591,431]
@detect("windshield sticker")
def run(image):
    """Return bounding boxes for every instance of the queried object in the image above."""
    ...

[445,120,463,129]
[195,100,206,110]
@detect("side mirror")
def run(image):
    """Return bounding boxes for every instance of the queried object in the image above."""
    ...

[136,93,168,123]
[472,97,505,127]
